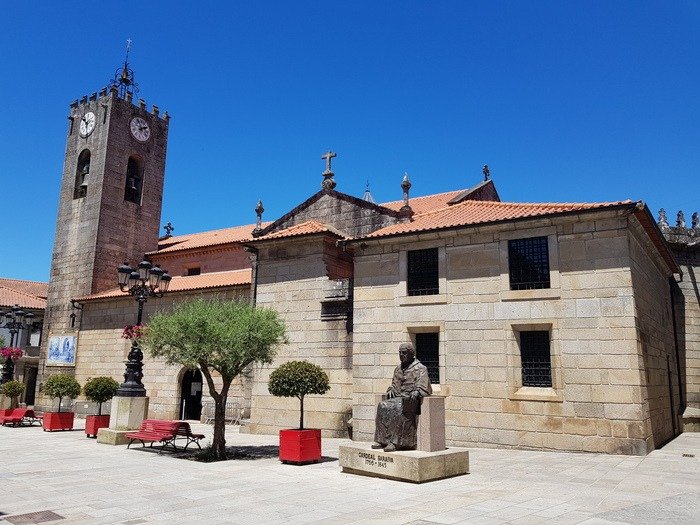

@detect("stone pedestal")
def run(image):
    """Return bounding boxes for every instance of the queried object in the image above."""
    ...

[97,396,149,445]
[0,395,11,410]
[374,394,446,452]
[682,406,700,432]
[339,442,469,483]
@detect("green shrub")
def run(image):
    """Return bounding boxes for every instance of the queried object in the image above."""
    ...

[83,377,119,415]
[42,374,81,413]
[1,380,25,409]
[268,360,330,429]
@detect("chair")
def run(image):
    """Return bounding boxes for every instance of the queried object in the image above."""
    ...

[201,401,215,425]
[224,400,242,425]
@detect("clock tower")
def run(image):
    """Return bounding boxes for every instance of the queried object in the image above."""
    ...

[41,56,169,376]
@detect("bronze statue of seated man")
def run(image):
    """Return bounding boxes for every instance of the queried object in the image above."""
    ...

[372,342,432,452]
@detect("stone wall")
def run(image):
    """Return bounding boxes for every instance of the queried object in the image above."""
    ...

[351,209,669,454]
[266,191,398,239]
[248,235,353,437]
[628,217,680,449]
[659,210,700,429]
[151,244,252,277]
[34,286,250,418]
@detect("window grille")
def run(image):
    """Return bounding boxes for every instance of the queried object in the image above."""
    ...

[407,248,439,296]
[520,330,552,387]
[508,237,550,290]
[416,332,440,384]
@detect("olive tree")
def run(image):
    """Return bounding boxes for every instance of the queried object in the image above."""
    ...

[140,299,286,461]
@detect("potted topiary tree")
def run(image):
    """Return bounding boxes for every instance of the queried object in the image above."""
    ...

[41,374,81,431]
[1,380,25,410]
[83,376,119,438]
[268,360,330,464]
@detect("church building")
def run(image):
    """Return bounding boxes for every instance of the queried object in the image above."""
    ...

[27,63,699,455]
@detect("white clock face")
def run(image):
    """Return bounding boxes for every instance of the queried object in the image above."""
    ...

[130,117,151,142]
[79,112,96,137]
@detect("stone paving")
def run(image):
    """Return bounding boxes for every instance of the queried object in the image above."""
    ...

[0,420,698,524]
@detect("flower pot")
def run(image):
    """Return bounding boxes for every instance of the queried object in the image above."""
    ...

[85,414,111,438]
[42,411,75,432]
[279,428,322,464]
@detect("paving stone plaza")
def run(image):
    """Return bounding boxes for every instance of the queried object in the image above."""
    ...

[1,421,698,524]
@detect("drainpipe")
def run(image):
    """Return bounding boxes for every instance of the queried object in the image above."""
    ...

[245,246,259,306]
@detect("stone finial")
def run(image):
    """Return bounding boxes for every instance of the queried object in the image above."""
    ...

[676,210,686,229]
[139,99,146,110]
[163,222,174,238]
[658,209,670,230]
[399,172,414,221]
[253,200,264,236]
[692,212,699,231]
[321,151,337,190]
[483,164,490,181]
[152,105,159,117]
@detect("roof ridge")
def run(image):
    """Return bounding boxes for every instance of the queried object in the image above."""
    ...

[0,284,48,307]
[162,221,268,241]
[380,188,464,207]
[0,277,47,286]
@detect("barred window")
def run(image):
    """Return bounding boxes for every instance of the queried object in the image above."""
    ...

[520,330,552,387]
[508,237,550,290]
[415,332,440,384]
[407,248,439,296]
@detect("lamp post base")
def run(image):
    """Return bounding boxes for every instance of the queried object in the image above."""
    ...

[116,341,146,397]
[97,395,149,446]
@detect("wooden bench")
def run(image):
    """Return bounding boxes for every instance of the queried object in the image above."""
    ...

[0,408,41,427]
[125,419,205,453]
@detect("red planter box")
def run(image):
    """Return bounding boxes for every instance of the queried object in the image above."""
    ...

[0,409,13,418]
[85,415,111,438]
[279,429,322,464]
[42,411,75,432]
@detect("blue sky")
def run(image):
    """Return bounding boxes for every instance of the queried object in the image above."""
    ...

[1,1,698,282]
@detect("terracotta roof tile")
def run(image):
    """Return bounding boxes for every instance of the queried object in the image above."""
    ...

[76,269,252,302]
[381,190,465,214]
[0,286,47,310]
[151,223,271,255]
[363,199,634,239]
[0,278,48,299]
[252,221,344,241]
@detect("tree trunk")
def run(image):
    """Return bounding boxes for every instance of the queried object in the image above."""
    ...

[212,397,227,459]
[200,363,233,461]
[57,396,63,413]
[299,395,304,430]
[97,402,102,416]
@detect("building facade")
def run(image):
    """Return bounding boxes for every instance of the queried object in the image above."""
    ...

[23,67,700,455]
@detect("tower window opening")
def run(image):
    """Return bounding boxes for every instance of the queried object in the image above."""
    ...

[73,149,91,199]
[124,156,144,204]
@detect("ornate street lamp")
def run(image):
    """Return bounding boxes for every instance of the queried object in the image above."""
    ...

[116,260,171,397]
[0,305,35,385]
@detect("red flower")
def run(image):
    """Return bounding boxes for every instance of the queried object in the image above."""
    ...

[121,324,146,340]
[0,347,23,360]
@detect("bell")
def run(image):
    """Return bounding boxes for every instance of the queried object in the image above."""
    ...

[127,177,137,191]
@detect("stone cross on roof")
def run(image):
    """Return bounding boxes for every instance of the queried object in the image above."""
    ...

[321,151,337,190]
[322,151,337,174]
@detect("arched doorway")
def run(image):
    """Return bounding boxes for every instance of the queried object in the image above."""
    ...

[179,369,203,420]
